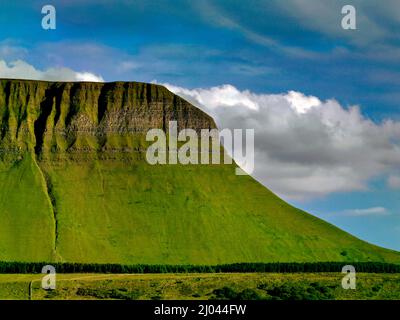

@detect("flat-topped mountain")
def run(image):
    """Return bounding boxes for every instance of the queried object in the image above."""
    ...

[0,79,215,161]
[0,79,398,265]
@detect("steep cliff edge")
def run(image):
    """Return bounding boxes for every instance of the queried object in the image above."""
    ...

[0,79,399,265]
[0,79,216,162]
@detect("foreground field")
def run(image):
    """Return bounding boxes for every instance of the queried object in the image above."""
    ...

[0,273,399,300]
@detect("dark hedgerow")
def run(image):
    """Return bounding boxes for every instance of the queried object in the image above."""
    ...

[0,261,399,274]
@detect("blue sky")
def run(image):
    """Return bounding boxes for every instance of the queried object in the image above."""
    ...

[0,0,399,250]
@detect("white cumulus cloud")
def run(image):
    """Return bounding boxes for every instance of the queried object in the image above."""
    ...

[164,83,400,201]
[0,60,104,82]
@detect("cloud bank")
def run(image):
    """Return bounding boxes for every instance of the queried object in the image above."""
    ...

[0,60,104,82]
[165,83,400,200]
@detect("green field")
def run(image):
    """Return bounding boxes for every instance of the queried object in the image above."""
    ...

[0,273,399,300]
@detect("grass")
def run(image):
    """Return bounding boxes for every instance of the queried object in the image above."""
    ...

[0,273,399,300]
[30,159,400,264]
[0,156,55,261]
[0,154,399,264]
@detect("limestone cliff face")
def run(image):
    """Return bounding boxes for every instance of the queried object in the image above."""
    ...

[0,79,216,161]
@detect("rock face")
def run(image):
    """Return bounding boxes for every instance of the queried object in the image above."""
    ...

[0,79,216,161]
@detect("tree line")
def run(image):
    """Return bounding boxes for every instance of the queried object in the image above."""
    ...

[0,261,399,274]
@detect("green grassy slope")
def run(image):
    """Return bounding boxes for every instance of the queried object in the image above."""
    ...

[0,79,398,265]
[11,157,395,265]
[0,155,55,261]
